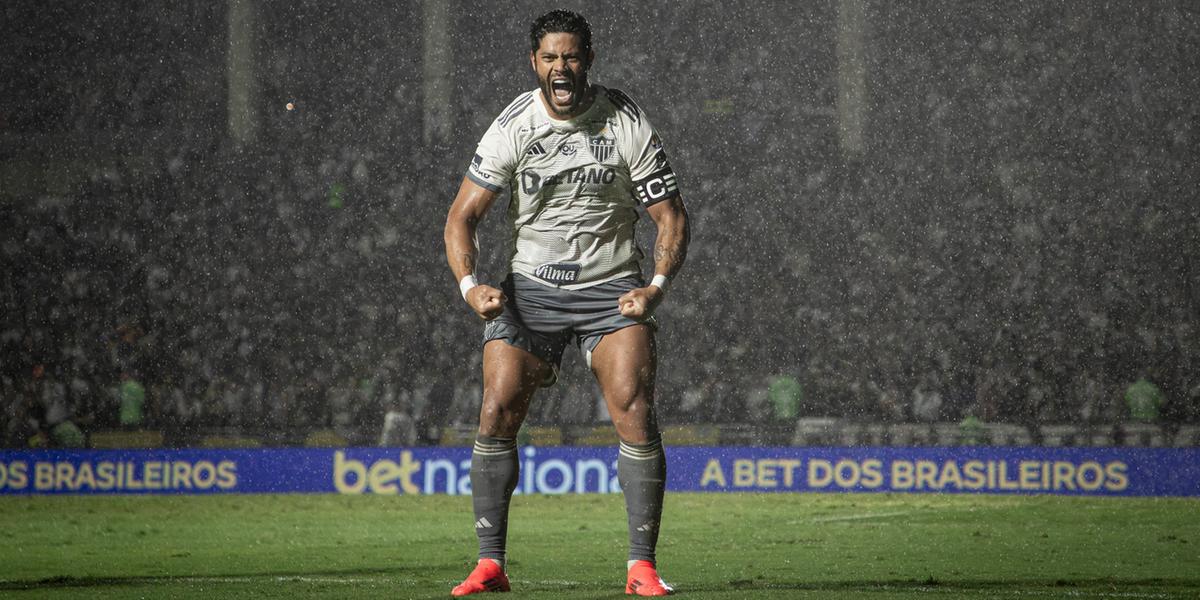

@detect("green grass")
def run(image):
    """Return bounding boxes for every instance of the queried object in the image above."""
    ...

[0,492,1197,599]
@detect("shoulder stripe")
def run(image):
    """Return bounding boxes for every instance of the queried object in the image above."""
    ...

[605,88,641,124]
[466,169,504,193]
[498,92,535,127]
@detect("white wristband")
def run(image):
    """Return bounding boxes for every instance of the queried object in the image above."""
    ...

[459,274,479,300]
[650,274,669,294]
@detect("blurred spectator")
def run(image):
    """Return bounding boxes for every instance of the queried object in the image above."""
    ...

[117,372,146,428]
[1125,377,1165,423]
[0,2,1196,447]
[768,376,803,422]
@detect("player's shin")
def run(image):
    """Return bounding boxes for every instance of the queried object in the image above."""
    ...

[470,435,519,565]
[617,435,666,564]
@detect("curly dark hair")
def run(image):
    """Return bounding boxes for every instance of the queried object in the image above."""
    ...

[529,9,592,55]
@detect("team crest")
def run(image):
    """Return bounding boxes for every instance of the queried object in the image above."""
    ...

[588,136,615,163]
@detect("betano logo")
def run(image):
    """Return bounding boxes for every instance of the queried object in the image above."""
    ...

[520,167,616,194]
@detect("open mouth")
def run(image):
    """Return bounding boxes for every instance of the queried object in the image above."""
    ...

[550,77,574,105]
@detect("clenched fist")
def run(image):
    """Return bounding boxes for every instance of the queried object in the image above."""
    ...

[466,285,506,320]
[618,285,664,321]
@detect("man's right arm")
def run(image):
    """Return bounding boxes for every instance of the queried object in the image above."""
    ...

[444,177,506,320]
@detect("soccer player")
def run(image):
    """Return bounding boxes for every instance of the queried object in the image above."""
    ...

[443,9,689,597]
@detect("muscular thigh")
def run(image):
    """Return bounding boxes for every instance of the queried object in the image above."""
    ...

[479,339,552,437]
[589,324,658,443]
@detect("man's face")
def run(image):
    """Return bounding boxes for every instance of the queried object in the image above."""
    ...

[530,32,593,119]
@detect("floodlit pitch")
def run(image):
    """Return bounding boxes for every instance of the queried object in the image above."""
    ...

[1,493,1197,599]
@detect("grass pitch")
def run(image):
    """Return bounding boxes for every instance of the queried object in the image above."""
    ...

[0,492,1197,599]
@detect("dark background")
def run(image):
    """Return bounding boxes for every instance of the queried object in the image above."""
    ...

[2,1,1197,447]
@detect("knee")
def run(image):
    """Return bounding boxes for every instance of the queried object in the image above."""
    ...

[479,398,506,422]
[480,389,518,415]
[479,392,523,431]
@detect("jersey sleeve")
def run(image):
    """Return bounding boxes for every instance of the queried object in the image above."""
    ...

[611,89,680,207]
[465,109,521,193]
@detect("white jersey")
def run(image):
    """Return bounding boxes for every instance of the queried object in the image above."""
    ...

[466,85,680,290]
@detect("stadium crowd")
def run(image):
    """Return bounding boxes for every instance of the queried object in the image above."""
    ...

[2,2,1197,447]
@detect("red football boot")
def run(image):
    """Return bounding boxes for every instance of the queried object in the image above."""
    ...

[626,560,674,596]
[451,559,510,596]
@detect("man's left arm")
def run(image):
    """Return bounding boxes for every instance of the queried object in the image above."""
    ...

[619,195,689,319]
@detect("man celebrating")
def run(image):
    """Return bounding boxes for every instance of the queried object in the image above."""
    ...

[443,9,689,597]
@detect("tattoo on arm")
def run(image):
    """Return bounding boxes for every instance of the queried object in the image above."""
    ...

[652,201,690,280]
[654,244,685,264]
[654,243,687,277]
[456,250,476,275]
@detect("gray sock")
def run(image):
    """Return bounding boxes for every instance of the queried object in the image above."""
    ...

[471,435,518,562]
[618,436,666,563]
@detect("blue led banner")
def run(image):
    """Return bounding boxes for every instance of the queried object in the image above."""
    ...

[1,446,1197,496]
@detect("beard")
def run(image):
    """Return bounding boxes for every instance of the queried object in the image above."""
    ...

[539,70,590,118]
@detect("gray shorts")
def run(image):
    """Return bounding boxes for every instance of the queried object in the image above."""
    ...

[482,273,656,386]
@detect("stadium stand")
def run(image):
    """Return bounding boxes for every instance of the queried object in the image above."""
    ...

[199,435,263,448]
[0,3,1195,450]
[661,424,721,446]
[715,424,760,446]
[1037,425,1082,447]
[791,418,842,447]
[1173,426,1200,448]
[523,426,564,447]
[932,423,964,446]
[1087,428,1118,447]
[304,430,349,448]
[569,425,621,447]
[439,425,478,447]
[1118,424,1167,447]
[89,430,164,449]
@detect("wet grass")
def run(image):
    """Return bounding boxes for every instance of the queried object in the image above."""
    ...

[0,493,1197,599]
